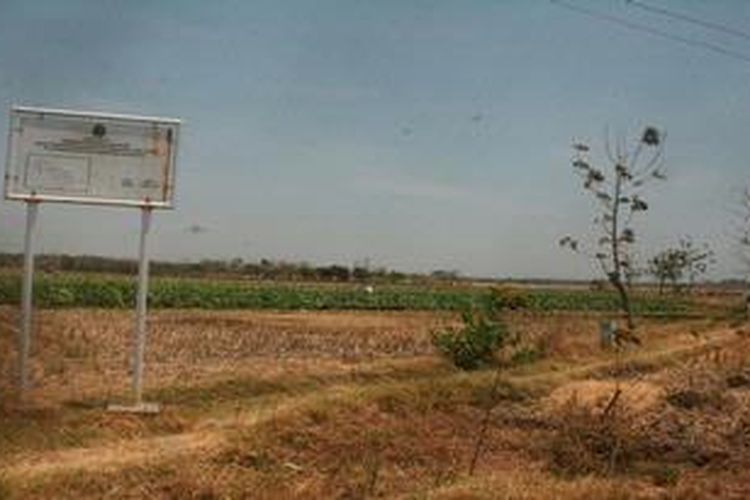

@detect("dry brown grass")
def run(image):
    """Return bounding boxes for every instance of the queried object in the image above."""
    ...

[1,305,748,499]
[545,379,662,415]
[538,335,750,496]
[4,371,537,499]
[2,306,712,406]
[425,466,659,499]
[0,307,457,405]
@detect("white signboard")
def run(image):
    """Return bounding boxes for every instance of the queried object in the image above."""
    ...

[4,106,179,208]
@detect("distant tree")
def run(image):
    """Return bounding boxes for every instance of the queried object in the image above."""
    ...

[431,269,461,281]
[317,264,351,281]
[387,270,407,282]
[258,258,275,279]
[560,125,666,344]
[296,262,317,281]
[648,237,714,294]
[352,266,371,281]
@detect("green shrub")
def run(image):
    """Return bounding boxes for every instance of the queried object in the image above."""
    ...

[431,301,510,370]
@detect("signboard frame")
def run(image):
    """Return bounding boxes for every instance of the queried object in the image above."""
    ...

[3,105,180,412]
[4,106,180,209]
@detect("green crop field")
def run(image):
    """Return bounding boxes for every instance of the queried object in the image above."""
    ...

[0,271,693,315]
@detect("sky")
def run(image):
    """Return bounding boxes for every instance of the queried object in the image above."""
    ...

[0,0,749,280]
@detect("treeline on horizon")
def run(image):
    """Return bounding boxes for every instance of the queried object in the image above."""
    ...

[0,253,454,283]
[0,253,744,289]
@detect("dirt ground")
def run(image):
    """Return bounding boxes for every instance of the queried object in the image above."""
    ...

[0,307,749,498]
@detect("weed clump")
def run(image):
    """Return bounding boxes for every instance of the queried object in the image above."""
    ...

[546,395,642,476]
[726,370,750,389]
[664,367,731,412]
[665,389,721,410]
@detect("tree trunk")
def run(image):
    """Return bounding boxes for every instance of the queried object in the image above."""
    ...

[609,169,635,332]
[612,277,635,331]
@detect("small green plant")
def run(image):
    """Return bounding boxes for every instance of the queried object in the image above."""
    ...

[431,299,511,370]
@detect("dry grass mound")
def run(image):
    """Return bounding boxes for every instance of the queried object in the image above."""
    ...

[545,380,662,416]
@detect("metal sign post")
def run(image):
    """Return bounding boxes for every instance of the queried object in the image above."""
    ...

[132,206,153,408]
[18,200,39,392]
[107,206,159,413]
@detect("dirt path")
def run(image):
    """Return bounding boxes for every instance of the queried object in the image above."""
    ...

[5,431,222,479]
[2,384,359,481]
[518,326,739,384]
[2,326,741,482]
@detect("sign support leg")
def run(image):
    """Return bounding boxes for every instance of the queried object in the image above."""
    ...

[133,207,151,405]
[109,207,159,413]
[18,201,39,393]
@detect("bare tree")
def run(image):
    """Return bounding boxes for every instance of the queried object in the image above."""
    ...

[560,126,666,344]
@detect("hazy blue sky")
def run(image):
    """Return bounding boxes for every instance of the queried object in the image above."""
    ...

[1,0,749,279]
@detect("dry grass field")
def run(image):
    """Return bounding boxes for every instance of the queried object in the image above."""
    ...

[0,303,749,499]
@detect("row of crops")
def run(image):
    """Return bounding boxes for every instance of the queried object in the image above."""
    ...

[0,273,692,315]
